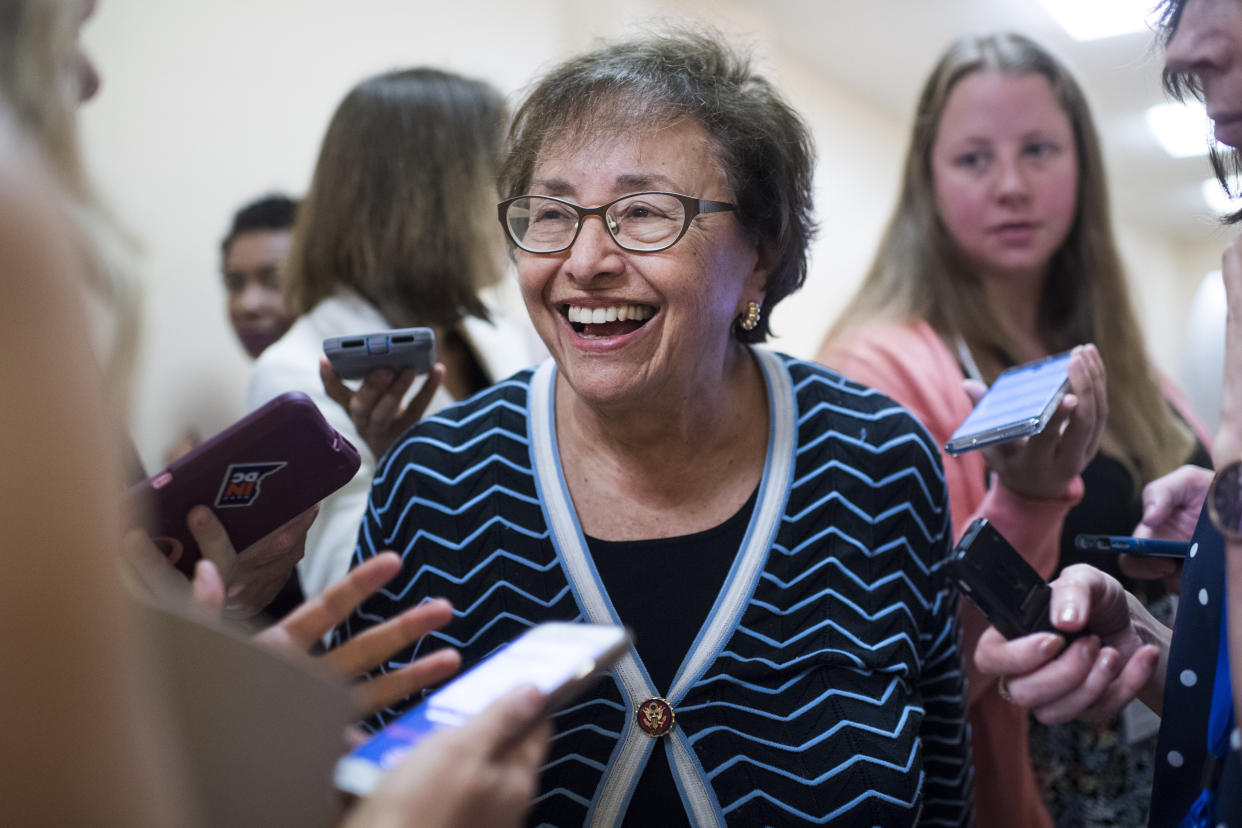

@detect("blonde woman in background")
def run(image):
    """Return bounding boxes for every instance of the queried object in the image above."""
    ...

[819,32,1210,828]
[248,67,544,598]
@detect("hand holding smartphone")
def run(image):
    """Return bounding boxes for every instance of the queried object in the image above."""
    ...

[950,518,1072,640]
[334,622,630,797]
[946,351,1073,455]
[124,392,360,576]
[323,327,437,380]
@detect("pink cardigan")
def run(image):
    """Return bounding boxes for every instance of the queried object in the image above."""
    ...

[821,319,1212,828]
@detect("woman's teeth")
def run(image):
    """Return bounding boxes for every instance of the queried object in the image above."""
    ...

[566,304,653,324]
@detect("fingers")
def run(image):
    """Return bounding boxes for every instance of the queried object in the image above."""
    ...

[973,627,1066,677]
[119,528,189,601]
[352,648,462,717]
[962,378,987,404]
[350,368,415,434]
[185,505,238,580]
[324,597,455,677]
[1047,563,1132,636]
[343,724,371,751]
[320,357,354,411]
[1015,637,1109,723]
[236,504,318,569]
[1077,645,1161,723]
[1117,553,1179,581]
[1044,344,1105,460]
[190,559,225,612]
[395,364,446,436]
[465,684,548,759]
[1001,638,1158,727]
[262,552,403,651]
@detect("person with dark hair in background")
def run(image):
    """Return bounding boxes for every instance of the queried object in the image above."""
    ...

[221,193,297,358]
[248,67,544,600]
[818,32,1211,827]
[337,30,972,827]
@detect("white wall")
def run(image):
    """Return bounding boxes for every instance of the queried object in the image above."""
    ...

[78,0,1218,467]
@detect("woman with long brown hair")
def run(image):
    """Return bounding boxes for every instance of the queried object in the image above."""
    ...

[247,67,544,599]
[819,32,1210,828]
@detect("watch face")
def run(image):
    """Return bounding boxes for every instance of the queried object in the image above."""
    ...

[1209,460,1242,541]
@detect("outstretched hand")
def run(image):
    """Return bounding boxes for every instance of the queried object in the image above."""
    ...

[969,344,1108,501]
[320,358,446,460]
[1121,464,1213,582]
[255,552,462,717]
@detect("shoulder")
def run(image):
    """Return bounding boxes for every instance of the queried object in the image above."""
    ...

[381,368,536,468]
[769,350,944,477]
[820,319,955,380]
[460,310,547,380]
[817,319,970,436]
[247,317,322,406]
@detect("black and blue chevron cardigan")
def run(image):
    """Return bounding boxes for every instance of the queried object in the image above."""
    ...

[338,352,973,826]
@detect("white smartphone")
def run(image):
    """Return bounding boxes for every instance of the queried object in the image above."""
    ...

[322,327,437,380]
[334,622,630,797]
[945,350,1073,456]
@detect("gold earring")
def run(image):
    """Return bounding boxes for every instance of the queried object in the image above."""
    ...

[739,300,761,332]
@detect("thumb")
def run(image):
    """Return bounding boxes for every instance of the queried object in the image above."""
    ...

[962,378,987,405]
[190,559,225,612]
[1138,485,1173,533]
[320,357,353,410]
[466,685,546,757]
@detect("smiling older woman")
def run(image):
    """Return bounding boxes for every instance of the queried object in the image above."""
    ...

[337,31,971,826]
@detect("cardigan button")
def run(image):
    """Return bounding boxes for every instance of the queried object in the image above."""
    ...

[636,697,675,737]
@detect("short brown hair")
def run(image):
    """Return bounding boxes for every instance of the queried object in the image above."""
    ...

[498,30,815,343]
[286,67,507,327]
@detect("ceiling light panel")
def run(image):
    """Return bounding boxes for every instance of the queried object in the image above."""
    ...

[1039,0,1157,41]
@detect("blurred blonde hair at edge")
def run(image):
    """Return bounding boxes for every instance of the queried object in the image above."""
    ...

[0,0,141,418]
[830,32,1195,483]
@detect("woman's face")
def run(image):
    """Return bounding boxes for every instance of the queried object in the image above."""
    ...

[1166,0,1242,148]
[516,118,767,410]
[930,71,1079,288]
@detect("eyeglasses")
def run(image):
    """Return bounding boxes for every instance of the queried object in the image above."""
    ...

[1209,460,1242,540]
[497,191,735,254]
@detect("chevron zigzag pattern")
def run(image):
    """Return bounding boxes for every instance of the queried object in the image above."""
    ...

[337,354,972,826]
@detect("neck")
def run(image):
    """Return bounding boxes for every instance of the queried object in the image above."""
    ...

[556,344,765,482]
[979,269,1048,361]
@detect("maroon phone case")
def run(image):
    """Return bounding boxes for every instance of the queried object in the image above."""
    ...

[125,392,361,576]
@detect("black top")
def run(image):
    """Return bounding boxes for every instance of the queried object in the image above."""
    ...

[587,488,756,828]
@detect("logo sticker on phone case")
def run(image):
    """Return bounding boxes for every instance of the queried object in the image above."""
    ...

[215,462,287,508]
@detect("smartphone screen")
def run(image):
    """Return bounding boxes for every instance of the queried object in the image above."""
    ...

[334,622,629,796]
[945,351,1072,455]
